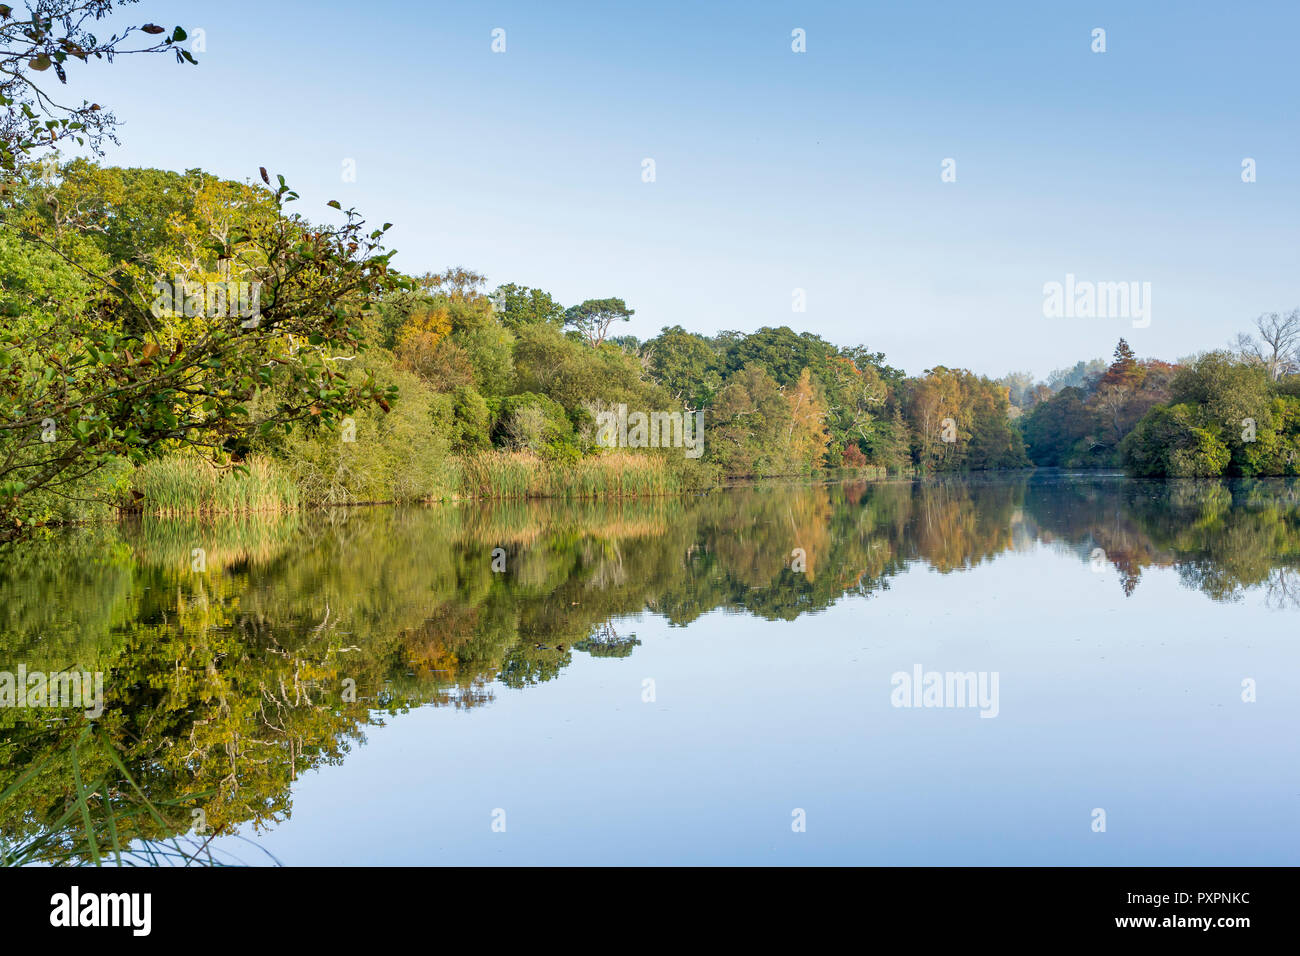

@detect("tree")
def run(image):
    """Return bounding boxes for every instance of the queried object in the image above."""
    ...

[494,392,575,459]
[447,385,491,452]
[707,364,790,477]
[1121,404,1229,477]
[416,266,485,299]
[0,6,410,538]
[642,325,722,408]
[1170,351,1271,427]
[0,169,402,538]
[785,367,830,471]
[1,1,195,170]
[1100,339,1144,390]
[1234,309,1300,381]
[1047,359,1106,392]
[818,354,885,462]
[489,282,565,332]
[999,371,1036,408]
[1021,386,1094,466]
[563,297,634,348]
[721,325,829,387]
[906,367,1027,472]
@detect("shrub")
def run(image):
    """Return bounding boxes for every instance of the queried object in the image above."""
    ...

[841,443,868,467]
[494,392,577,460]
[276,359,457,504]
[1122,404,1230,478]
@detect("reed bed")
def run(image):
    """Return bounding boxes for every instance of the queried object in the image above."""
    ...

[129,455,300,516]
[457,450,694,500]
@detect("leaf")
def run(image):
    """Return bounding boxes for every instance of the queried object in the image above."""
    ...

[28,55,50,71]
[327,200,341,210]
[171,26,188,42]
[141,24,166,35]
[259,166,270,184]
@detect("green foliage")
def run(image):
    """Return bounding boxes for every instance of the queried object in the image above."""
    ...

[1021,387,1095,467]
[1120,352,1299,478]
[563,297,634,348]
[513,323,664,412]
[1020,341,1177,469]
[495,392,577,461]
[490,283,565,332]
[1171,351,1273,429]
[1,158,402,539]
[1121,404,1230,477]
[720,326,830,387]
[0,228,97,324]
[0,2,195,170]
[448,385,492,453]
[707,364,792,476]
[643,325,723,408]
[273,357,457,504]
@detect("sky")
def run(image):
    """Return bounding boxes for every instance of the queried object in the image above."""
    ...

[50,0,1300,379]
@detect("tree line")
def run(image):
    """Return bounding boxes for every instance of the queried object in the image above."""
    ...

[1016,322,1300,477]
[1,156,1037,526]
[6,154,1298,536]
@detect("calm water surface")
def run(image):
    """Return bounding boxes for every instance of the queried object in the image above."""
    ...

[2,474,1298,864]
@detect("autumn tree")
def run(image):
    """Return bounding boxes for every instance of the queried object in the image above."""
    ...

[785,367,831,472]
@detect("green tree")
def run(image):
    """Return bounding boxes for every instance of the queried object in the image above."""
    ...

[1121,404,1230,477]
[1,167,403,538]
[643,325,722,408]
[706,364,791,477]
[490,283,565,332]
[563,297,634,348]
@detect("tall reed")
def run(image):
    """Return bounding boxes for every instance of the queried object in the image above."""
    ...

[457,450,701,499]
[129,455,300,516]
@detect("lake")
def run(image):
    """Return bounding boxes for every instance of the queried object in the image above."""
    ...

[2,473,1297,865]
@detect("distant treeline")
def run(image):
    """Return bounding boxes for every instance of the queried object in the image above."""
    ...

[1015,327,1300,477]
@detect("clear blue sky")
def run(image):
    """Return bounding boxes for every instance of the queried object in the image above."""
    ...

[61,0,1300,378]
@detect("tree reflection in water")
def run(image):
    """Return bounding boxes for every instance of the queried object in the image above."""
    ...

[1,474,1297,861]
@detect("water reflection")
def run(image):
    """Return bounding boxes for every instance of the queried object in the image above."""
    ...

[1,474,1297,862]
